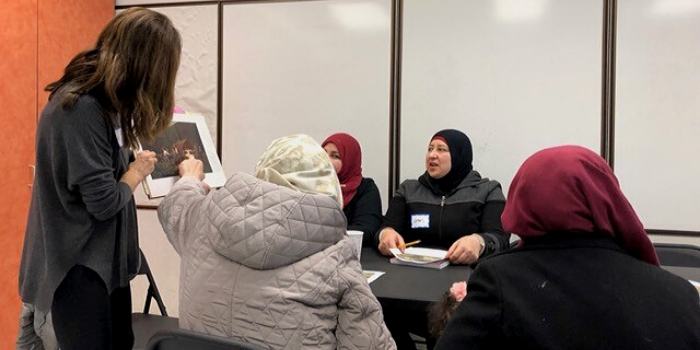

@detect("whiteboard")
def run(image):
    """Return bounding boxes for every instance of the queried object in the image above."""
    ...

[615,0,700,231]
[400,0,602,195]
[221,0,392,209]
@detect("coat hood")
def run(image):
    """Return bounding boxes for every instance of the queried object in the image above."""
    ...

[206,172,348,270]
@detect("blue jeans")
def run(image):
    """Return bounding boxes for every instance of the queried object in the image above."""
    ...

[16,302,58,350]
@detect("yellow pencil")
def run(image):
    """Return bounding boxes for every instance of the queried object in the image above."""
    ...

[398,240,421,249]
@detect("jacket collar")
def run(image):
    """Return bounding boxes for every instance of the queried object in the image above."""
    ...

[418,170,489,196]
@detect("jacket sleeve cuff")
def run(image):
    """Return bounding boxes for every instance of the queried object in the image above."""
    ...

[173,176,207,194]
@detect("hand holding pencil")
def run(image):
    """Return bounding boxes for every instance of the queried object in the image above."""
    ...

[398,240,421,249]
[378,228,420,255]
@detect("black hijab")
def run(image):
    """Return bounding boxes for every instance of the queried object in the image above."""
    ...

[424,129,473,195]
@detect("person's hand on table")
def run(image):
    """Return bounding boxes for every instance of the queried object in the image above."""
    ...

[445,234,484,264]
[378,228,405,256]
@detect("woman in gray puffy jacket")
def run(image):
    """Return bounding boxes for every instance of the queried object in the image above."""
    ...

[158,134,396,350]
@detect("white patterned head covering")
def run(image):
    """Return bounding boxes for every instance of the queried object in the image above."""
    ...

[254,134,343,208]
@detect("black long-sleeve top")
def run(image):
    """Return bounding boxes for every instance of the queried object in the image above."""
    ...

[343,177,383,247]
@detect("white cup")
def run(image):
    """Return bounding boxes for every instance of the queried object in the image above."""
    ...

[347,230,364,260]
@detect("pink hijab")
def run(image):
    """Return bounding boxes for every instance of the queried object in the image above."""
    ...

[501,146,659,265]
[322,133,363,208]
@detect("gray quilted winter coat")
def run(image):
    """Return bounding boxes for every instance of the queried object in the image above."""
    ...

[158,173,396,350]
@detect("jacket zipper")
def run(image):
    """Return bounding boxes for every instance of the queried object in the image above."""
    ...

[439,196,445,242]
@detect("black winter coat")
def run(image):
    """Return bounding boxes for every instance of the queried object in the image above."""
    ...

[435,234,700,350]
[379,171,508,257]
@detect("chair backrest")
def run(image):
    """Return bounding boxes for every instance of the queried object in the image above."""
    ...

[653,243,700,268]
[137,249,169,316]
[147,329,268,350]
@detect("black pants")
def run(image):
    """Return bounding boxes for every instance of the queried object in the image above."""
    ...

[52,265,133,350]
[384,308,436,350]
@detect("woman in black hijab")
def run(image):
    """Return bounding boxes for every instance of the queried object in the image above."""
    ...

[377,129,509,350]
[378,129,509,265]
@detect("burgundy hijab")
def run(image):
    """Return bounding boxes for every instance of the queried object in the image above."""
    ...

[501,146,659,265]
[322,133,363,208]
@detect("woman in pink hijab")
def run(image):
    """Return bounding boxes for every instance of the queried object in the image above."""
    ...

[323,133,382,247]
[434,146,700,350]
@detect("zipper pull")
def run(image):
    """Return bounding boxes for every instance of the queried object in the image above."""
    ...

[441,196,445,207]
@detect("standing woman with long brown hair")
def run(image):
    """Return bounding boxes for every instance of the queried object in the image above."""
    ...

[18,8,181,350]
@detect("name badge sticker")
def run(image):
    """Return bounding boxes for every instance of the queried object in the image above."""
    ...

[411,214,430,229]
[115,127,124,148]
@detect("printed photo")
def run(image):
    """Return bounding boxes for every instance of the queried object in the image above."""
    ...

[141,122,213,179]
[393,253,443,264]
[138,114,226,199]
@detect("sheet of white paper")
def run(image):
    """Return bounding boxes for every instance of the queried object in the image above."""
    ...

[689,280,700,294]
[389,247,448,264]
[363,270,386,284]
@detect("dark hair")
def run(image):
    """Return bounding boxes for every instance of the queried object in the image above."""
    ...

[46,7,182,149]
[428,291,460,339]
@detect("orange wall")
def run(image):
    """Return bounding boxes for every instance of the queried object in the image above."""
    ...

[38,0,114,112]
[0,1,38,348]
[0,1,112,348]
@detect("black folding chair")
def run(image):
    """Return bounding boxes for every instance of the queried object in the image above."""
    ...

[147,329,268,350]
[653,243,700,268]
[138,249,169,316]
[132,250,180,350]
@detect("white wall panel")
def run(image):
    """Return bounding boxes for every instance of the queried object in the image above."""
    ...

[132,209,181,316]
[221,0,392,209]
[117,0,213,6]
[119,5,218,314]
[152,5,219,144]
[118,5,218,144]
[615,0,700,231]
[400,0,602,196]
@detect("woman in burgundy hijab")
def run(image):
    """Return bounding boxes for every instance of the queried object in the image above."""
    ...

[323,133,382,247]
[434,146,700,350]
